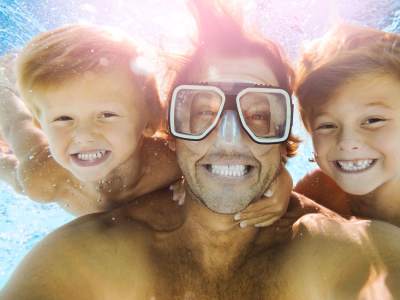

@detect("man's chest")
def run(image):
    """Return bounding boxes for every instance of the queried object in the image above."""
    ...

[146,248,285,300]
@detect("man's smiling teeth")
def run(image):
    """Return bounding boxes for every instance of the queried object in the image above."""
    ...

[210,164,248,177]
[336,159,374,172]
[77,150,106,161]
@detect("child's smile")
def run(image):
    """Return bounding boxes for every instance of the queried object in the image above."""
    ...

[34,69,149,182]
[333,158,377,173]
[70,149,111,167]
[310,73,400,195]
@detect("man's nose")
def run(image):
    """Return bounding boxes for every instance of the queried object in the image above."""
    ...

[214,110,244,147]
[337,128,363,151]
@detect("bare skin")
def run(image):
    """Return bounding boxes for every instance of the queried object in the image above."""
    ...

[0,52,288,224]
[0,55,181,215]
[298,74,400,227]
[296,169,400,226]
[4,11,400,297]
[0,138,21,192]
[2,188,400,300]
[295,169,352,217]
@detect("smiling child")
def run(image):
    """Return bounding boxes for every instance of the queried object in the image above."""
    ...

[0,24,181,215]
[295,24,400,225]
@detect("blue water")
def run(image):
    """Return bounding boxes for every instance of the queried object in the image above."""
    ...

[0,0,399,289]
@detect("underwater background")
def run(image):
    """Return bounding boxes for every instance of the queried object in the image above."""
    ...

[1,0,400,288]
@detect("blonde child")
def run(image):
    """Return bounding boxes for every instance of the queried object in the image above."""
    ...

[295,24,400,226]
[0,24,181,215]
[0,24,290,227]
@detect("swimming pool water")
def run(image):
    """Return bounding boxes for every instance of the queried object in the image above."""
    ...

[0,0,399,289]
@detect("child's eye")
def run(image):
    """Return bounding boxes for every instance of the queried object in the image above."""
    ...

[362,117,387,126]
[99,112,119,118]
[53,116,73,122]
[314,123,337,131]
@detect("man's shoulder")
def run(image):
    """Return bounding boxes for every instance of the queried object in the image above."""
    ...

[23,212,149,260]
[0,212,154,300]
[122,187,186,232]
[282,215,400,298]
[293,213,400,258]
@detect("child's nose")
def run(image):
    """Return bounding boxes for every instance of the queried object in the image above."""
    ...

[73,123,98,144]
[338,139,361,151]
[337,129,363,151]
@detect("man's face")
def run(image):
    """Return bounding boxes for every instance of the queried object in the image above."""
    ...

[175,55,285,214]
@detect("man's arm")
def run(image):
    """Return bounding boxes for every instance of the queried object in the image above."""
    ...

[286,214,400,299]
[0,214,154,300]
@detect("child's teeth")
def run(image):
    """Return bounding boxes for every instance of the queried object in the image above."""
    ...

[77,150,106,161]
[210,164,248,177]
[337,159,374,172]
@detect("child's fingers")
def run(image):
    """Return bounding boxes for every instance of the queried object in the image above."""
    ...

[0,146,13,157]
[254,216,282,228]
[170,178,186,205]
[237,213,277,228]
[238,197,280,215]
[236,204,283,221]
[177,190,186,205]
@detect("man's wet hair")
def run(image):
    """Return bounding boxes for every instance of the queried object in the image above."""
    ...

[296,24,400,130]
[168,0,300,158]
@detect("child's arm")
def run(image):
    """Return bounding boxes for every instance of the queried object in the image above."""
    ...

[168,165,293,228]
[0,86,73,201]
[0,54,74,203]
[233,166,293,227]
[294,169,352,217]
[130,136,182,198]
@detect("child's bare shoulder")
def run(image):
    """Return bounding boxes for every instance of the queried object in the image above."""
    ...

[294,169,351,216]
[126,136,181,198]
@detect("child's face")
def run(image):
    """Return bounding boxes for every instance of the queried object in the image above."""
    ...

[34,69,149,182]
[309,74,400,195]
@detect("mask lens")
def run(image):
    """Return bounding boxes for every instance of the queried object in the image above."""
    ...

[173,88,223,136]
[238,91,288,139]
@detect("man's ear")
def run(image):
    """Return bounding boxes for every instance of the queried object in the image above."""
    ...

[280,143,288,164]
[168,138,176,152]
[143,122,156,138]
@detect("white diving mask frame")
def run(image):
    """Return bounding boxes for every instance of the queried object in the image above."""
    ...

[169,82,293,144]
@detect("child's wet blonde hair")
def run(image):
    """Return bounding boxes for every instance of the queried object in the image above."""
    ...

[17,24,161,125]
[296,24,400,130]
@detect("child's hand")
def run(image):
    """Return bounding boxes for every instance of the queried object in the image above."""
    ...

[170,178,185,205]
[233,167,293,228]
[0,52,18,90]
[0,141,23,193]
[0,139,13,156]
